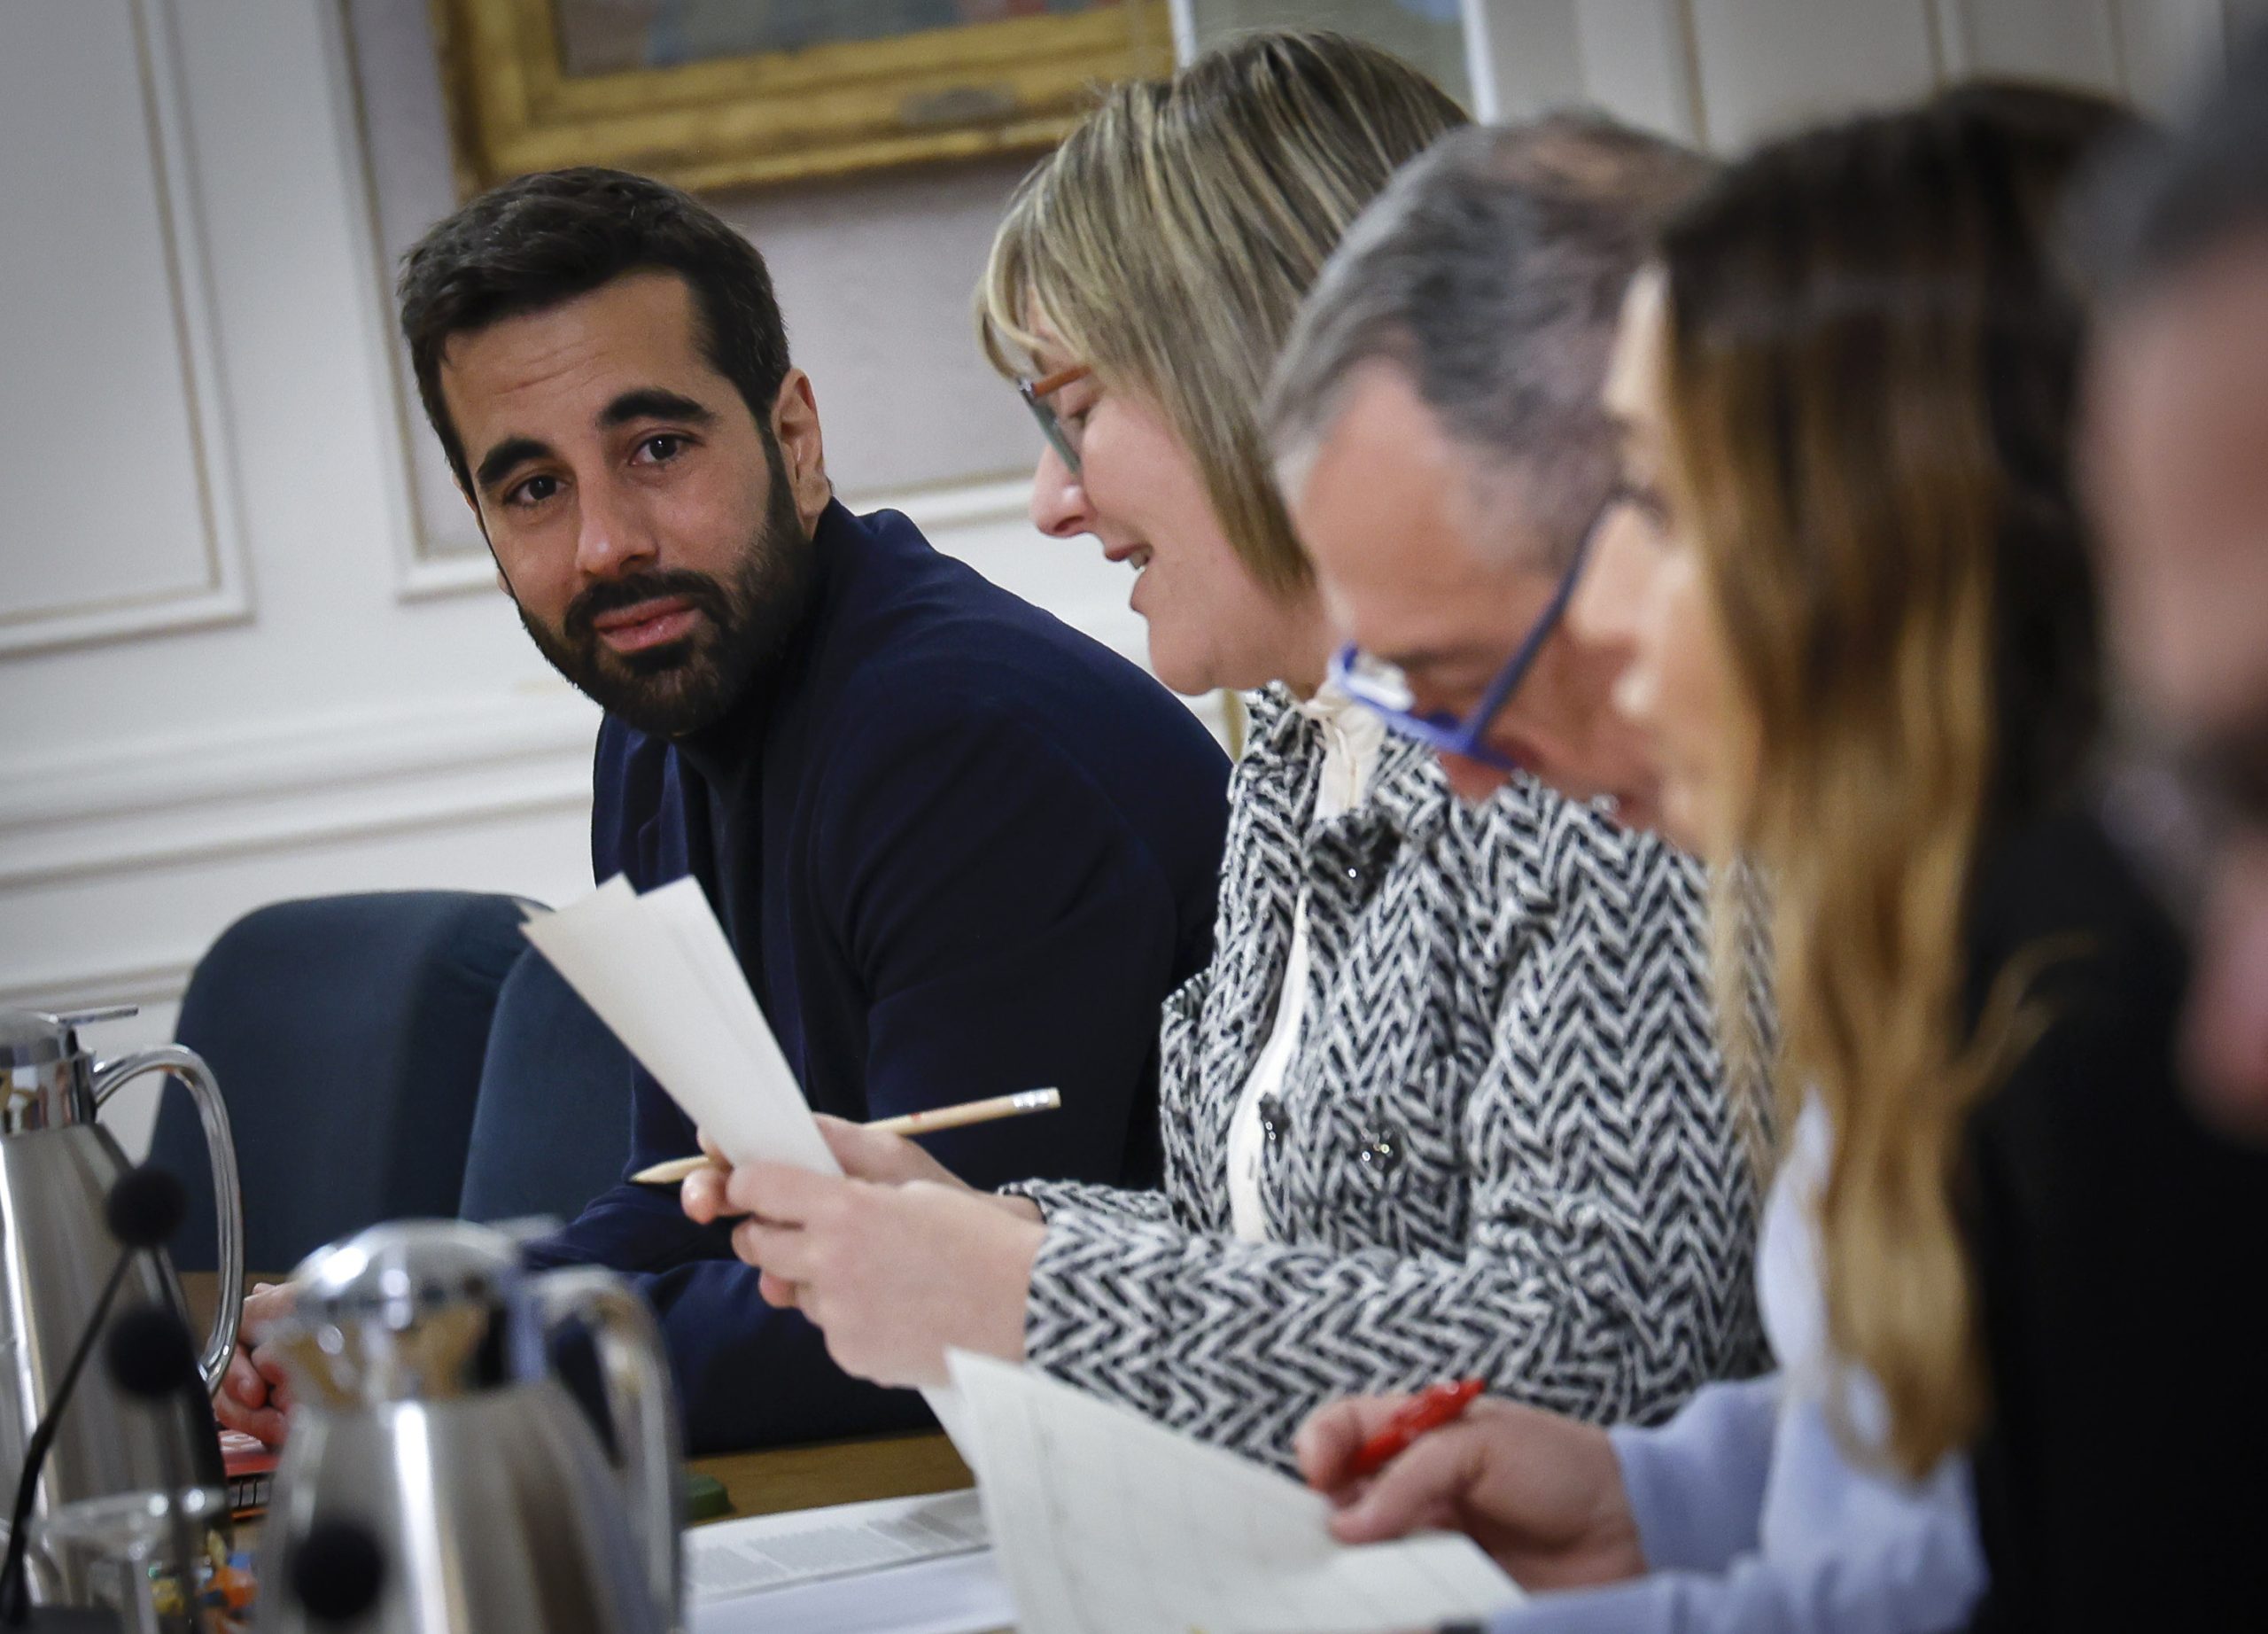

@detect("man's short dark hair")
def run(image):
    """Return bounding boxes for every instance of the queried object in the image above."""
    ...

[1264,116,1711,567]
[398,167,792,496]
[2087,19,2268,300]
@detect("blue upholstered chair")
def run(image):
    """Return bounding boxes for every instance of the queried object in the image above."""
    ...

[151,890,636,1281]
[457,947,633,1226]
[151,892,530,1272]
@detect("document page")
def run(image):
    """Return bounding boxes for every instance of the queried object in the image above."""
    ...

[522,877,837,1173]
[949,1350,1523,1634]
[689,1552,1011,1634]
[688,1489,989,1600]
[686,1491,1009,1634]
[522,879,971,1443]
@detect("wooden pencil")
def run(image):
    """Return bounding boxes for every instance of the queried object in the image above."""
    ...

[628,1087,1061,1185]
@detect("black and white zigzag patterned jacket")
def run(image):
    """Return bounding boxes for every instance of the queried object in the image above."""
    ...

[1005,685,1767,1470]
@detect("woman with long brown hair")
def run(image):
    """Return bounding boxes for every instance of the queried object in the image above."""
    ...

[1298,82,2148,1632]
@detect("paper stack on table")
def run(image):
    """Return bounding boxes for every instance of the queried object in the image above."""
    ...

[949,1350,1523,1634]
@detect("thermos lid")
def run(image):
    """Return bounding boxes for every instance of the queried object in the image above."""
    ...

[272,1221,540,1407]
[0,1010,74,1070]
[292,1218,520,1330]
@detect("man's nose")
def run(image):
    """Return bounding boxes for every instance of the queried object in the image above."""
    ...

[576,481,659,580]
[1029,444,1093,539]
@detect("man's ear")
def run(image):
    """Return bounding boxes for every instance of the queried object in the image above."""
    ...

[771,368,831,533]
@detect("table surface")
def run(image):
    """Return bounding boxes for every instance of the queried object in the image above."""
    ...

[181,1272,973,1523]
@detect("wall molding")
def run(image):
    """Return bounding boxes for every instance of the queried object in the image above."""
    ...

[327,0,503,602]
[0,687,600,893]
[0,0,255,658]
[0,685,598,1025]
[0,956,196,1019]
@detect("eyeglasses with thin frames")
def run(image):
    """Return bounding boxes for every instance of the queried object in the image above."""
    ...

[1018,363,1093,475]
[1331,494,1616,774]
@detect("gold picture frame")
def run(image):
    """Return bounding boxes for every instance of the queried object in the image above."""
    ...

[431,0,1175,196]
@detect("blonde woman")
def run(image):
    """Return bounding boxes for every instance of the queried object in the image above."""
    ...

[683,31,1763,1469]
[1300,84,2157,1631]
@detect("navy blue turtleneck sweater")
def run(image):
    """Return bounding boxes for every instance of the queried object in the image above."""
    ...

[526,500,1229,1451]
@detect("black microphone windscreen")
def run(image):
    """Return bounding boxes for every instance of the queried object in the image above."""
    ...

[291,1519,387,1622]
[102,1304,198,1402]
[104,1166,187,1251]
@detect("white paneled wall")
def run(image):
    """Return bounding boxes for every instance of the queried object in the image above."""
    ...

[1470,0,2253,143]
[0,0,2249,1158]
[0,0,596,1155]
[0,0,249,655]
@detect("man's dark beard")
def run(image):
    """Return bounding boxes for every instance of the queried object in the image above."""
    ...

[514,447,815,739]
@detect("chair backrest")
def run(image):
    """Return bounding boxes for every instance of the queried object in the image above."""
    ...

[457,947,633,1226]
[151,891,530,1272]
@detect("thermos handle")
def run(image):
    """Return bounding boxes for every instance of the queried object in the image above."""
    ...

[537,1267,684,1629]
[93,1046,245,1397]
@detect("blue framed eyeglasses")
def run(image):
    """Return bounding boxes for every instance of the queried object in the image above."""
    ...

[1332,499,1610,773]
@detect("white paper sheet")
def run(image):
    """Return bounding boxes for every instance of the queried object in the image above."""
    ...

[688,1489,990,1604]
[521,879,971,1445]
[522,878,838,1174]
[948,1350,1523,1634]
[688,1551,1012,1634]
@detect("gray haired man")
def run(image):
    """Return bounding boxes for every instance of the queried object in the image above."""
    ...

[1265,117,1706,829]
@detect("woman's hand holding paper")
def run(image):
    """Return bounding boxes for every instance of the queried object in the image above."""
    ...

[680,1116,1044,1221]
[712,1165,1044,1387]
[812,1114,972,1188]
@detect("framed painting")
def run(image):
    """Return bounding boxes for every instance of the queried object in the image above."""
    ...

[431,0,1175,193]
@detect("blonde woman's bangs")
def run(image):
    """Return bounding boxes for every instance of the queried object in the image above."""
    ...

[975,30,1467,592]
[978,152,1116,384]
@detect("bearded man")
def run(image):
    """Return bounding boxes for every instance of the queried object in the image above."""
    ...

[217,167,1230,1453]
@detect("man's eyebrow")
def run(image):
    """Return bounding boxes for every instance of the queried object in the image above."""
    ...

[599,388,717,429]
[474,435,552,494]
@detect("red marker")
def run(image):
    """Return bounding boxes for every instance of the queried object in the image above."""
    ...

[1348,1378,1487,1478]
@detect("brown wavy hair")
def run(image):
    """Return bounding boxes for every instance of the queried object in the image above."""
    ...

[1655,82,2131,1476]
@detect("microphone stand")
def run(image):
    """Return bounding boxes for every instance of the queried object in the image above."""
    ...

[105,1308,210,1634]
[0,1165,201,1630]
[0,1254,138,1624]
